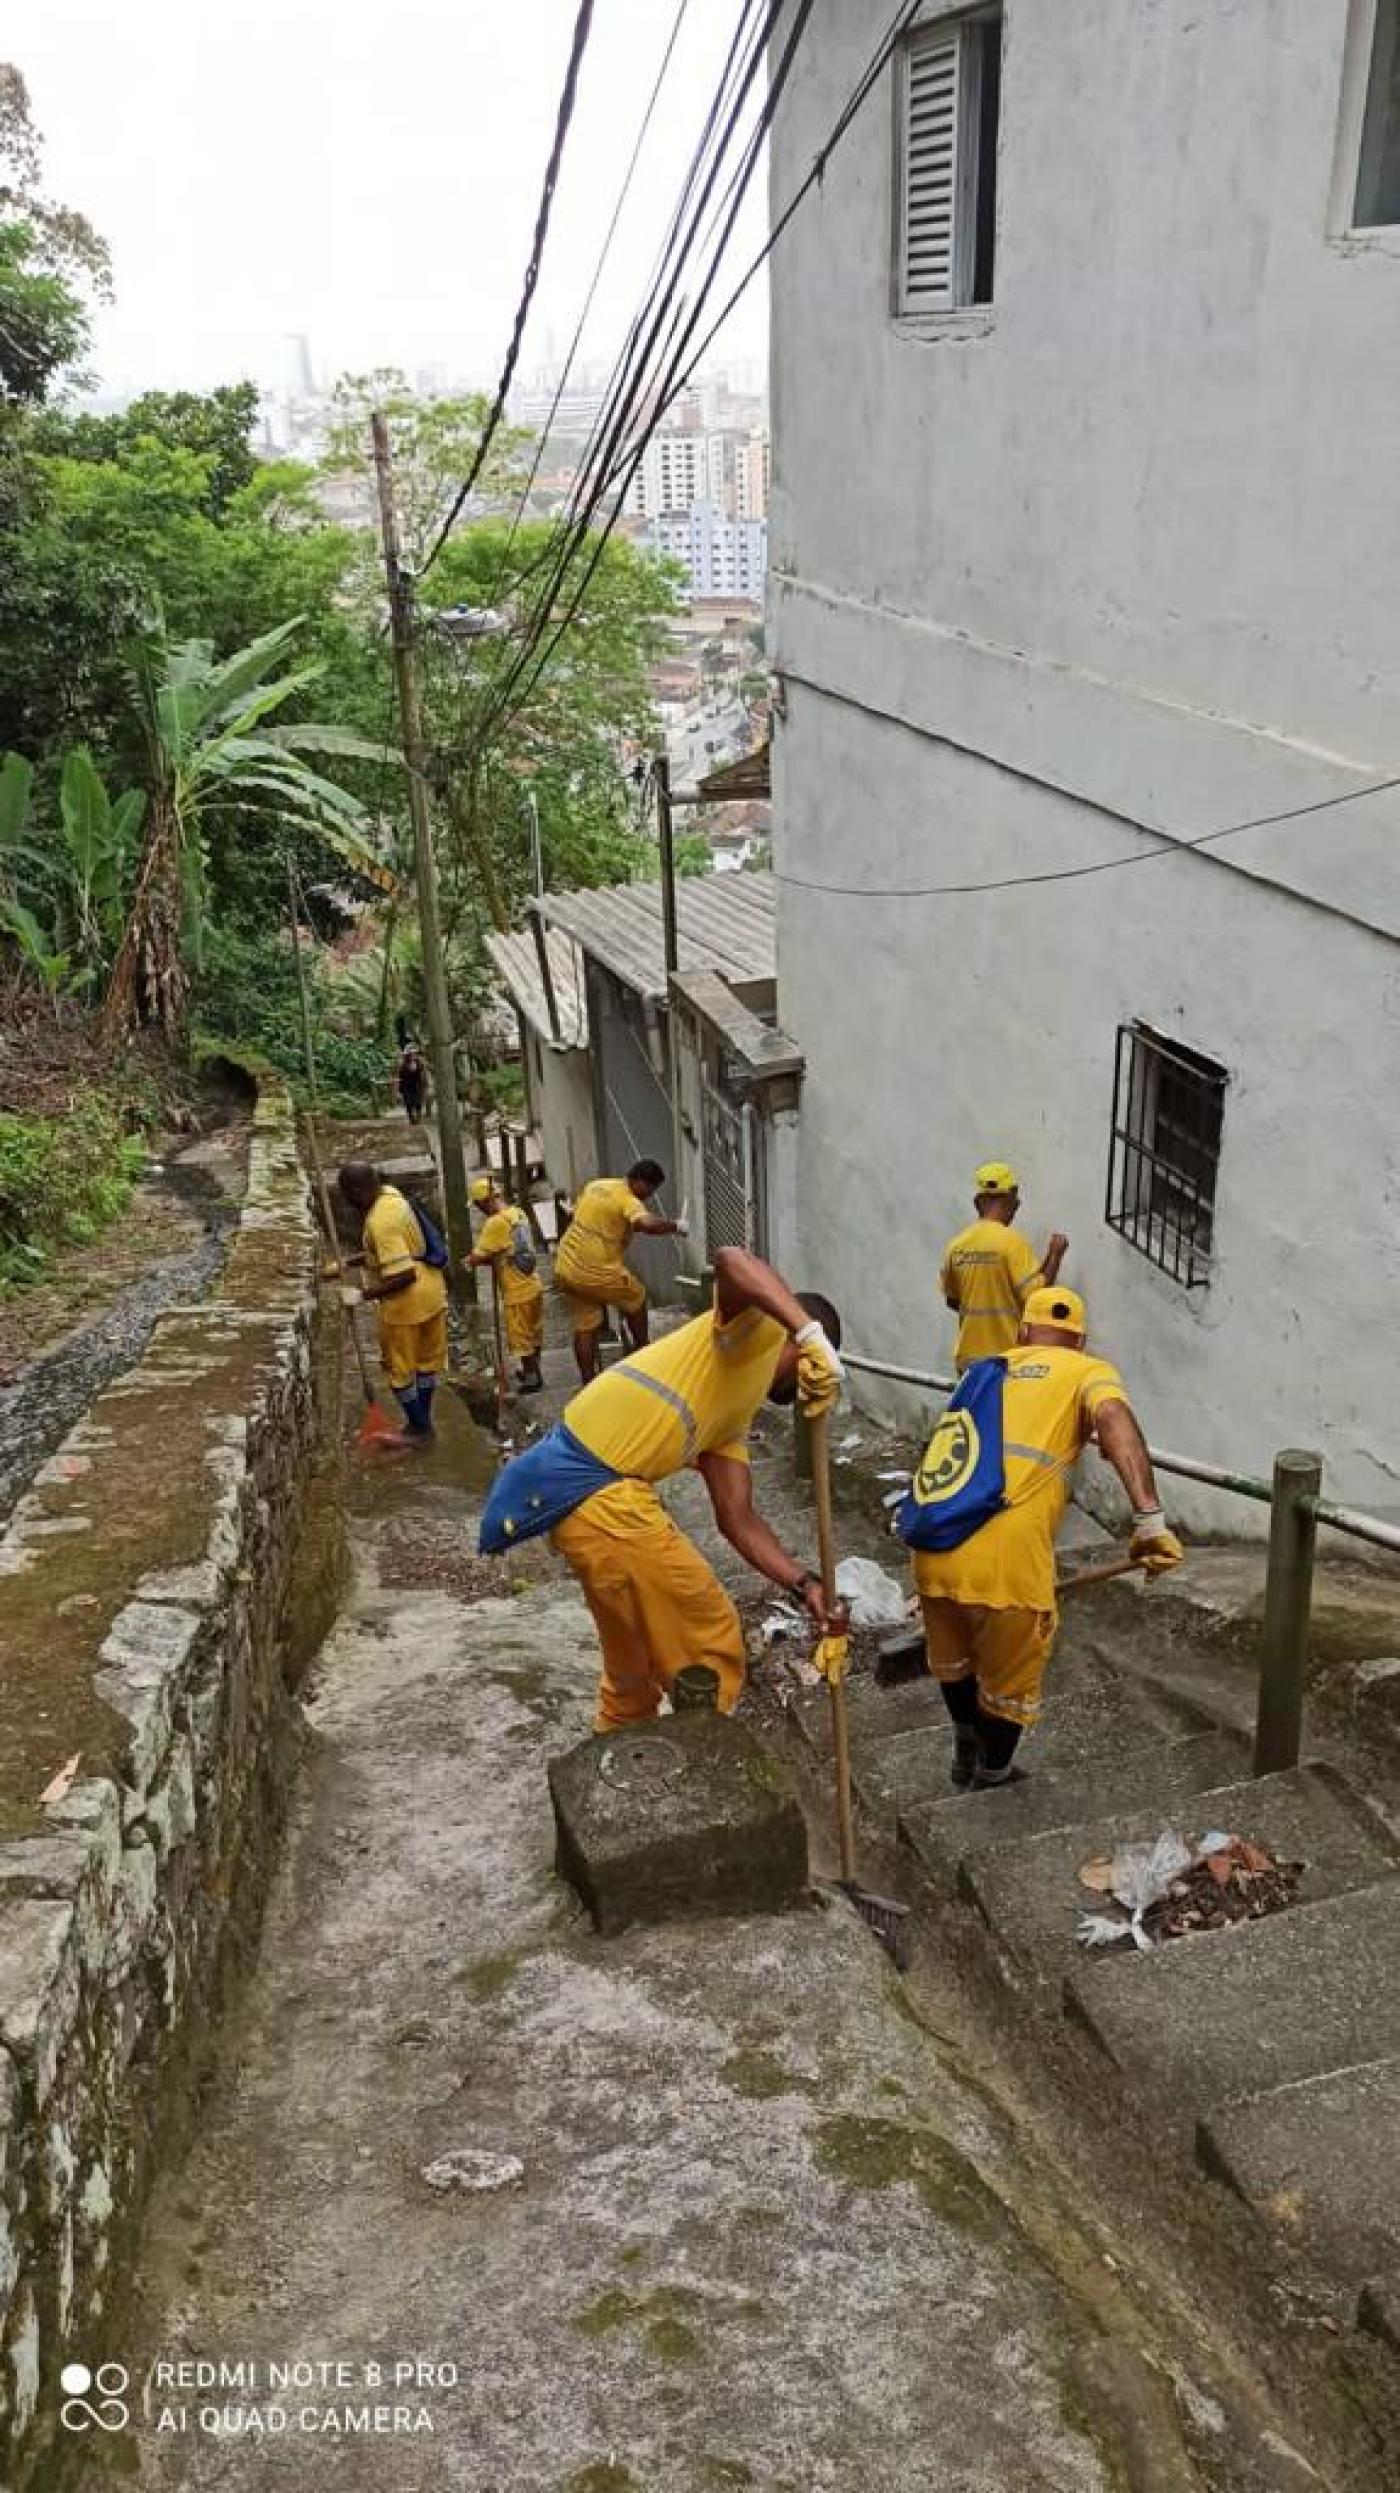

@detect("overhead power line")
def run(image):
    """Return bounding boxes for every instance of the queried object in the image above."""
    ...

[772,770,1400,899]
[420,0,597,579]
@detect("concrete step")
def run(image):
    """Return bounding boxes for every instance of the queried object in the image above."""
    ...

[1198,2057,1400,2288]
[1067,1872,1400,2116]
[962,1763,1397,1982]
[793,1674,947,1757]
[852,1663,1192,1820]
[899,1730,1248,1888]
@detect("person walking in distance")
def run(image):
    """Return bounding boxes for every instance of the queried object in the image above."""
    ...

[396,1040,427,1125]
[553,1159,687,1385]
[940,1160,1068,1373]
[898,1286,1183,1790]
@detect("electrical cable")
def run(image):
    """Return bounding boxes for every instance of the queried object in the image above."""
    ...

[477,0,917,751]
[420,0,597,579]
[489,0,695,594]
[769,771,1400,899]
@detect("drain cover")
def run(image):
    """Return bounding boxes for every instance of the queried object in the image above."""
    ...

[597,1735,687,1792]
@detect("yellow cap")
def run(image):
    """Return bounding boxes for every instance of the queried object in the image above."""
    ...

[974,1160,1019,1195]
[1023,1285,1086,1336]
[470,1176,494,1204]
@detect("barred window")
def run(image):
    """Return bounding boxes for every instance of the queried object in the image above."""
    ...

[1106,1024,1227,1288]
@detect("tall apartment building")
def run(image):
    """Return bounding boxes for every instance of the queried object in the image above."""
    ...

[649,503,768,600]
[628,428,771,523]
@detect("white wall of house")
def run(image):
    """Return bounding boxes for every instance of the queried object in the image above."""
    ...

[769,0,1400,1522]
[523,1024,597,1204]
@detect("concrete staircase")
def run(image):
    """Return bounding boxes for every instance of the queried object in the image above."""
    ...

[792,1643,1400,2331]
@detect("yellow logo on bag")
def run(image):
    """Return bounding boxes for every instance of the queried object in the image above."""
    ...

[914,1409,980,1505]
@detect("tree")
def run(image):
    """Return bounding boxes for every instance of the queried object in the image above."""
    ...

[0,65,110,403]
[101,618,374,1038]
[324,374,531,566]
[37,383,261,517]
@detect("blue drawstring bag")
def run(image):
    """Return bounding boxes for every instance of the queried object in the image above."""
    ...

[479,1423,621,1554]
[894,1358,1008,1552]
[406,1195,450,1271]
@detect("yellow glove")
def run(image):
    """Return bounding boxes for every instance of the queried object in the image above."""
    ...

[794,1320,844,1420]
[813,1633,850,1685]
[1130,1509,1184,1574]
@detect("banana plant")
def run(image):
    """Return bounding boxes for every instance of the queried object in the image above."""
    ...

[102,617,379,1039]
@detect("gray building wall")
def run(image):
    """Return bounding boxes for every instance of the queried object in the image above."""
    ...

[770,0,1400,1521]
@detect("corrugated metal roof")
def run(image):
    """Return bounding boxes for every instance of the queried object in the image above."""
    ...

[537,872,775,1003]
[697,740,771,801]
[486,924,589,1050]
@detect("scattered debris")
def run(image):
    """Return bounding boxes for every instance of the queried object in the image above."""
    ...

[759,1606,801,1645]
[837,1429,863,1453]
[834,1556,907,1628]
[39,1753,82,1808]
[421,2147,524,2195]
[1077,1826,1306,1951]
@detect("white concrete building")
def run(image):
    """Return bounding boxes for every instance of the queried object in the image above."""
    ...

[651,504,769,600]
[628,426,771,523]
[769,0,1400,1522]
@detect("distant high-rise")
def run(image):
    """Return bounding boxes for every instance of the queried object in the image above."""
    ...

[284,332,315,398]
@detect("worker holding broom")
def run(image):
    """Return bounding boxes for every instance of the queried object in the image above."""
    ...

[467,1176,545,1394]
[895,1286,1183,1790]
[337,1163,448,1443]
[554,1160,687,1385]
[480,1246,847,1729]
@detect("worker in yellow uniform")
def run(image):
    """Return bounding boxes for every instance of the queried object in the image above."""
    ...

[467,1175,545,1393]
[337,1163,449,1442]
[554,1157,687,1385]
[941,1160,1069,1371]
[900,1286,1183,1789]
[480,1247,847,1729]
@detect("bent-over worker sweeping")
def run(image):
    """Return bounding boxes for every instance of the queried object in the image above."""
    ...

[480,1247,846,1730]
[467,1176,545,1393]
[553,1160,687,1385]
[337,1163,448,1443]
[895,1286,1183,1790]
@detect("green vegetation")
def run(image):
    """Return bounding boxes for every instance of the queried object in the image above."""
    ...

[0,67,678,1164]
[0,1092,145,1295]
[812,2114,1006,2243]
[719,2049,809,2101]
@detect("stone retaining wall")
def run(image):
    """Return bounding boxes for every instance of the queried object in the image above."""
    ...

[0,1081,334,2486]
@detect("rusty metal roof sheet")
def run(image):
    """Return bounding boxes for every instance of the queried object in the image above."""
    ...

[536,871,775,1003]
[485,924,589,1050]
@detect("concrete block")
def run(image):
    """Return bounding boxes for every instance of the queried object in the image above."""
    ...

[900,1731,1248,1888]
[548,1716,808,1935]
[1068,1880,1400,2115]
[1199,2057,1400,2284]
[965,1763,1398,1980]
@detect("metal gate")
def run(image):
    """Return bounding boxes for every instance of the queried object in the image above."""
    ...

[702,1077,762,1253]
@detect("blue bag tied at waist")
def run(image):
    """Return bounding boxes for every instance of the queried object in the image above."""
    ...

[478,1422,621,1554]
[893,1357,1008,1553]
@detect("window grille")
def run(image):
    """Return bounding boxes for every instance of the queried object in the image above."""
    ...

[1106,1024,1226,1288]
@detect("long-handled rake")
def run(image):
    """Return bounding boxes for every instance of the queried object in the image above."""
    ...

[810,1410,911,1968]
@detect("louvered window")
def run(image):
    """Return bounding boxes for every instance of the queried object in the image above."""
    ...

[894,10,1002,316]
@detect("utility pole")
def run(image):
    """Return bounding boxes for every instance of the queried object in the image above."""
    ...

[654,752,687,1257]
[370,410,475,1303]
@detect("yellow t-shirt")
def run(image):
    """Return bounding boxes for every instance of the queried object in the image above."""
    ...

[475,1207,541,1306]
[565,1299,787,1483]
[940,1219,1044,1368]
[913,1345,1128,1612]
[555,1176,649,1290]
[363,1185,449,1329]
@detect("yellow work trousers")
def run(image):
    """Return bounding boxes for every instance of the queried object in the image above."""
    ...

[920,1597,1058,1729]
[502,1280,545,1357]
[555,1261,647,1336]
[378,1308,448,1392]
[552,1481,745,1731]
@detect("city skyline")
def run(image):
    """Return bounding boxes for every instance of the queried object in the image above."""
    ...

[7,0,771,402]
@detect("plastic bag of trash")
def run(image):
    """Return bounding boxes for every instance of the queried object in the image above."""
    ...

[1109,1831,1193,1918]
[834,1556,908,1628]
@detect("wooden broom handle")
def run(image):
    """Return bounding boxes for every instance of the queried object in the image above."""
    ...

[809,1409,858,1885]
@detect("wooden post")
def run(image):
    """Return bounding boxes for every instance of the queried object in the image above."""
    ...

[793,1404,813,1482]
[1253,1450,1322,1776]
[369,410,475,1307]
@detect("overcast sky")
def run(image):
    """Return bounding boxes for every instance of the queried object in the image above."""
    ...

[7,0,770,400]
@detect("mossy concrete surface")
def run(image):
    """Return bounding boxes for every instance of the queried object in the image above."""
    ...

[0,1080,333,2488]
[121,1532,1143,2493]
